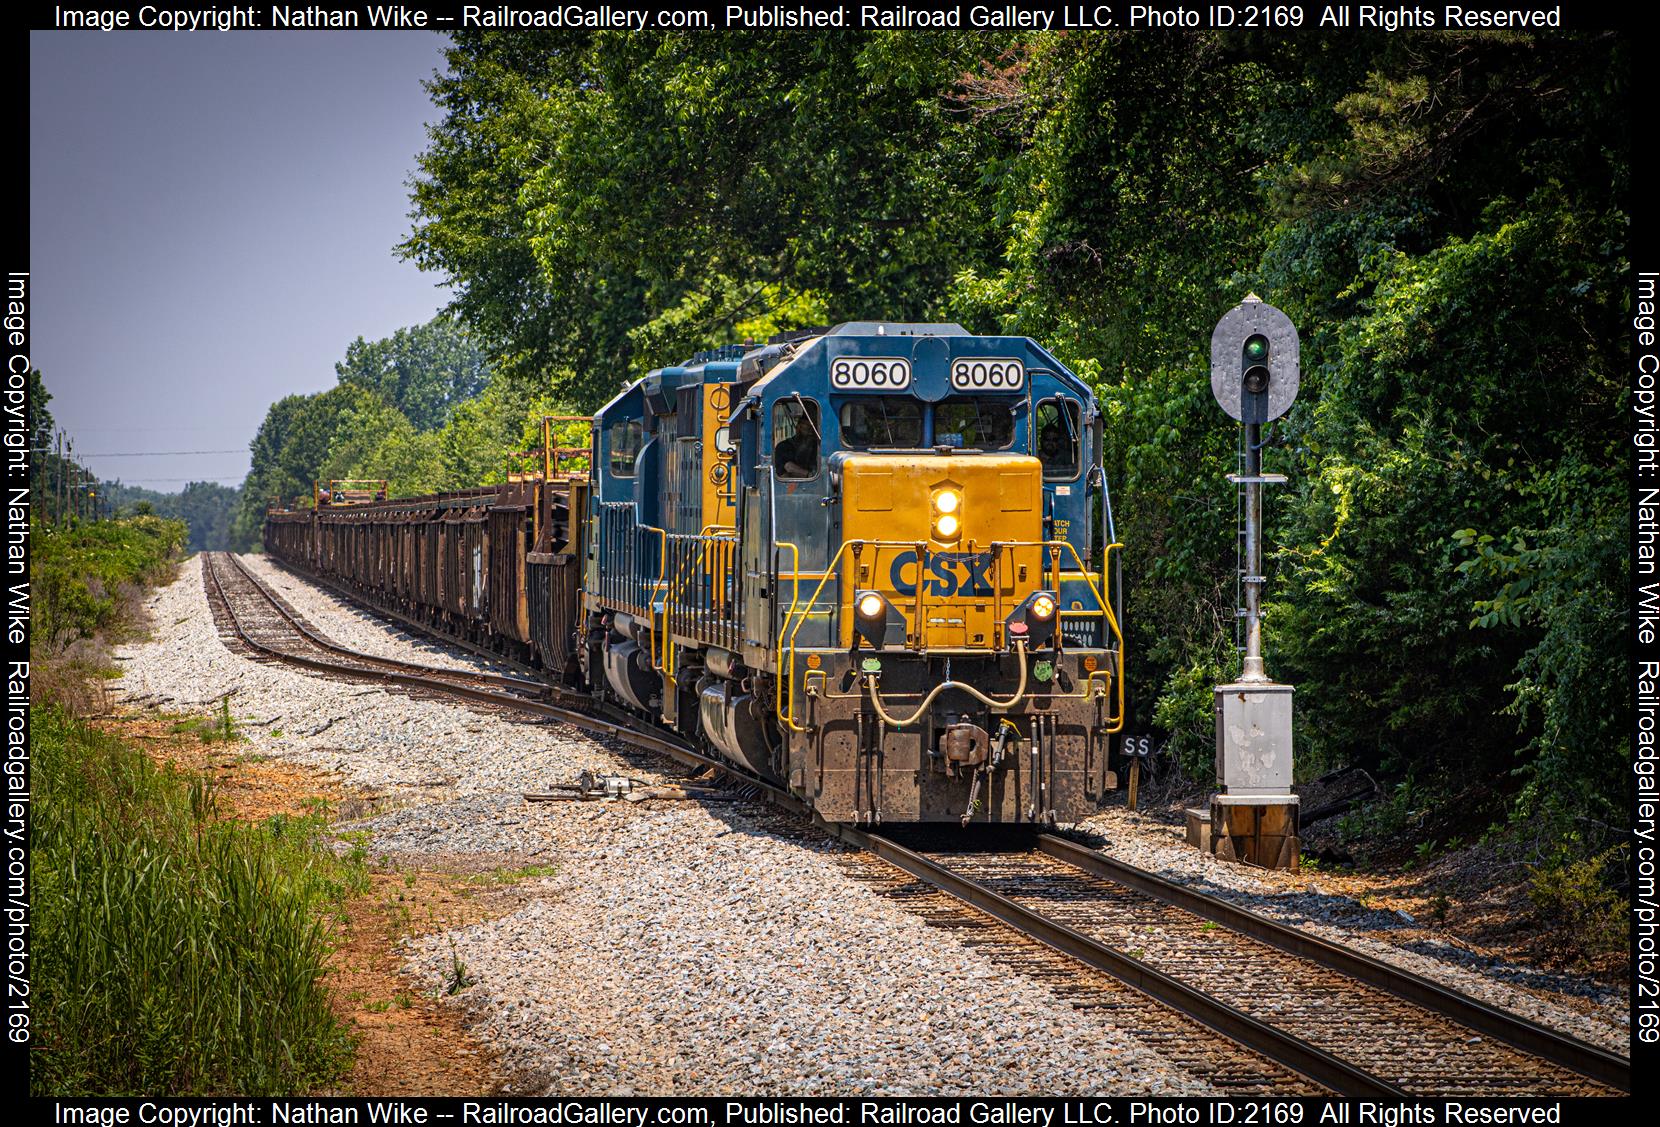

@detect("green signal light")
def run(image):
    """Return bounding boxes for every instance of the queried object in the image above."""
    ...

[1244,335,1269,362]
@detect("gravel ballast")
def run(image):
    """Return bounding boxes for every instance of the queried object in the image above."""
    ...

[1072,808,1629,1055]
[112,556,1204,1094]
[109,554,1630,1092]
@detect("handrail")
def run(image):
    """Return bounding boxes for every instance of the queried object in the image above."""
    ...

[772,535,1125,733]
[1100,542,1126,732]
[773,539,804,728]
[664,526,739,679]
[778,539,857,731]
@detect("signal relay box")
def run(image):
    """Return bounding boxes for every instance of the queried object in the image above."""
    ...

[1214,681,1294,795]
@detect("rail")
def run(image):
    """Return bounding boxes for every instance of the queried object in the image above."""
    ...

[1036,834,1631,1093]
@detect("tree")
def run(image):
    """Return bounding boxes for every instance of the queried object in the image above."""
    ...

[334,314,491,432]
[403,31,1022,404]
[379,29,1629,854]
[234,385,385,547]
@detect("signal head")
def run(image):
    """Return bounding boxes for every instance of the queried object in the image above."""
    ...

[1210,300,1300,423]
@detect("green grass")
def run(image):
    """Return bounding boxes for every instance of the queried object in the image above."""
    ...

[167,699,244,745]
[466,862,560,886]
[31,704,364,1096]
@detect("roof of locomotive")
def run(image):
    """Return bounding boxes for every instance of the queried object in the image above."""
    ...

[594,321,1095,427]
[745,322,1095,410]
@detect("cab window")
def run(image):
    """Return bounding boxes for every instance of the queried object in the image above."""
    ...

[837,397,923,449]
[608,419,643,477]
[1034,398,1081,480]
[773,400,821,479]
[935,398,1015,450]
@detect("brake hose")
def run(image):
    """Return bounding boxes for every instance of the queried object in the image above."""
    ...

[863,641,1029,729]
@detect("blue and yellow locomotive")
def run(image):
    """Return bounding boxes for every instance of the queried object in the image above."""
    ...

[267,321,1124,826]
[585,322,1124,825]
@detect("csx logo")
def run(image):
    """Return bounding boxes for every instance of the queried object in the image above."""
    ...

[888,550,994,597]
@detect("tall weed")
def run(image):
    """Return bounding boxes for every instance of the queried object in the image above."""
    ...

[31,706,359,1095]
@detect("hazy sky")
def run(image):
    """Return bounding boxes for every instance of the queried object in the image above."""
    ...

[29,32,455,490]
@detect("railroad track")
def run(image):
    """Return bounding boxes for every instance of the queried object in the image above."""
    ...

[846,832,1627,1098]
[203,552,694,767]
[204,551,548,699]
[204,552,1630,1098]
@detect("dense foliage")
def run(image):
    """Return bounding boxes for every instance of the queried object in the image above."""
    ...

[402,32,1019,401]
[246,31,1629,858]
[102,480,242,552]
[30,476,358,1096]
[33,515,188,654]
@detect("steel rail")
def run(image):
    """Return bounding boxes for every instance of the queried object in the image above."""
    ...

[215,553,547,696]
[222,552,1356,1093]
[260,554,554,684]
[839,828,1399,1098]
[1036,833,1631,1093]
[206,553,697,762]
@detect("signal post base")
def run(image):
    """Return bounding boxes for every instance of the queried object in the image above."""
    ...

[1187,794,1300,871]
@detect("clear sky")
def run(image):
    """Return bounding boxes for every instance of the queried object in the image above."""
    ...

[29,32,455,491]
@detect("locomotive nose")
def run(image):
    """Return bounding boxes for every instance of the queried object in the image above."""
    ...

[839,453,1046,650]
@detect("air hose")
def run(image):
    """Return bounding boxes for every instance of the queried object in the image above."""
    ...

[862,641,1029,729]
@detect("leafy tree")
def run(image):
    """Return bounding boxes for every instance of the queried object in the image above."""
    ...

[1256,32,1630,829]
[27,369,54,452]
[102,480,241,552]
[234,386,383,547]
[403,31,1022,404]
[373,30,1633,859]
[334,314,491,432]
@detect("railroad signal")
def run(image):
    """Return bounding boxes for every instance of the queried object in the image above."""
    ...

[1211,296,1299,424]
[1197,295,1303,870]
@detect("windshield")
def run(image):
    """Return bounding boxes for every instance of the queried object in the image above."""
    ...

[838,397,923,448]
[934,398,1016,450]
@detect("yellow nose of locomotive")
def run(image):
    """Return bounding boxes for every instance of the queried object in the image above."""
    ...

[840,454,1046,649]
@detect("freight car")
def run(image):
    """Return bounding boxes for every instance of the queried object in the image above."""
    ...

[266,322,1125,826]
[265,476,587,676]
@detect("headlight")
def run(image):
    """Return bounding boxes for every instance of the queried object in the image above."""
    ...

[1005,590,1059,648]
[935,489,960,515]
[854,589,899,650]
[934,513,961,539]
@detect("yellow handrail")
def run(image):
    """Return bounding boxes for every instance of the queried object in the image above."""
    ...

[773,540,804,729]
[776,539,856,731]
[663,526,738,680]
[772,536,1125,733]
